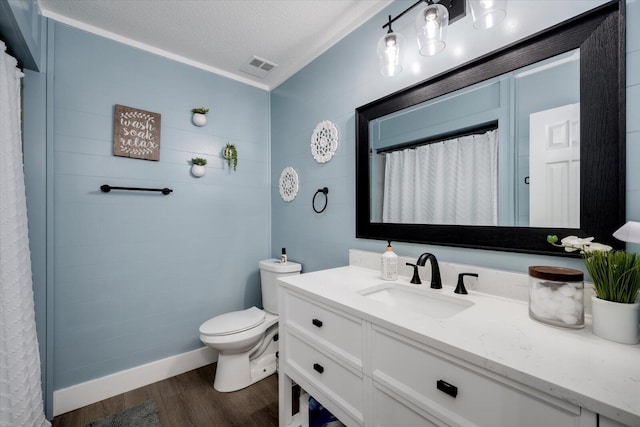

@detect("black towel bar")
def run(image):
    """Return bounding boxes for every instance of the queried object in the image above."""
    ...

[100,185,173,195]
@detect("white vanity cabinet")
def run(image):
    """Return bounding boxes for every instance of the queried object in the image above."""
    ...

[279,287,597,427]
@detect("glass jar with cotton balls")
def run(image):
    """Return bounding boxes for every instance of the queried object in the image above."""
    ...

[528,266,584,329]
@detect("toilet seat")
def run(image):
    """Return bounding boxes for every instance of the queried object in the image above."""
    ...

[200,306,265,336]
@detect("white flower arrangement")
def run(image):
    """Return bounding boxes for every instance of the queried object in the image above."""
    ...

[548,234,640,304]
[547,235,612,253]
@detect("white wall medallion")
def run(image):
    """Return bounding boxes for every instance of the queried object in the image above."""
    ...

[279,167,299,202]
[311,120,339,163]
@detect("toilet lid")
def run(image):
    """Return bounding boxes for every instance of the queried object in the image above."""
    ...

[199,306,265,336]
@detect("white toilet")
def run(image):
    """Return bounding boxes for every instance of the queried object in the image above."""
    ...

[199,258,301,392]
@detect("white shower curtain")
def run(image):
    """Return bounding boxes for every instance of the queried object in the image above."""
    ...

[0,41,50,427]
[382,130,498,225]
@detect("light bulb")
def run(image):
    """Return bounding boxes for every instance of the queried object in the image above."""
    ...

[377,31,404,76]
[425,15,440,39]
[384,36,399,65]
[385,34,396,47]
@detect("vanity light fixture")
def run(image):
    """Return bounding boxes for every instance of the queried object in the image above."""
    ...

[378,0,507,76]
[416,2,449,56]
[377,16,405,77]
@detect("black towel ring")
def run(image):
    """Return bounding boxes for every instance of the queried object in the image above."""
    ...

[313,187,329,213]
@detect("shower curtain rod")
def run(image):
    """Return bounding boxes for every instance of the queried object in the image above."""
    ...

[376,120,498,155]
[100,184,173,195]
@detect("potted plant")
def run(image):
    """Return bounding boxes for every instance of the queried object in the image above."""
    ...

[191,107,209,127]
[223,143,238,171]
[548,235,640,344]
[191,157,207,177]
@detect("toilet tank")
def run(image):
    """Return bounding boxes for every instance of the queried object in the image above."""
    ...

[259,258,301,314]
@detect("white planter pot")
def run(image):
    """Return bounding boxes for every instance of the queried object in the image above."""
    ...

[591,295,640,344]
[191,164,206,177]
[192,113,207,127]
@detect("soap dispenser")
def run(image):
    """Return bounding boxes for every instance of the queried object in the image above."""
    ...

[381,241,398,281]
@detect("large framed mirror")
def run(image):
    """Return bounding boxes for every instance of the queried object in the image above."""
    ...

[356,1,625,256]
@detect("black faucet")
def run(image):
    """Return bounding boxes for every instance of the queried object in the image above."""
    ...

[416,253,442,289]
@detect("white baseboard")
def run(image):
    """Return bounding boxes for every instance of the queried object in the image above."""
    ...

[53,346,217,416]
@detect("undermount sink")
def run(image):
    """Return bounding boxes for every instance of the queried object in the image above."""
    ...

[359,283,474,318]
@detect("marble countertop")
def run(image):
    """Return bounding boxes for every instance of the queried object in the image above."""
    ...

[278,265,640,426]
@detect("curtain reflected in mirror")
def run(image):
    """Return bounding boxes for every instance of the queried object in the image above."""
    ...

[377,129,498,225]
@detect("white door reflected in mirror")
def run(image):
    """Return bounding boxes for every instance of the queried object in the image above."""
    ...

[529,103,580,228]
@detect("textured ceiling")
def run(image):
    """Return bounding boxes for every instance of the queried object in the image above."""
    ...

[38,0,393,90]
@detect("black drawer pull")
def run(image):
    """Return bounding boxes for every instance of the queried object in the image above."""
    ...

[312,318,323,328]
[313,363,324,374]
[437,380,458,398]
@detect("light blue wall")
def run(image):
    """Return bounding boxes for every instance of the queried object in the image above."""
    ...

[49,22,271,389]
[271,0,638,273]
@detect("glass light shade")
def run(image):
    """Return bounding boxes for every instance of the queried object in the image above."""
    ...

[416,3,448,57]
[468,0,507,30]
[613,221,640,244]
[377,31,405,76]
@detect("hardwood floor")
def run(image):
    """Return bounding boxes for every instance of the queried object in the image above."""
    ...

[51,363,279,427]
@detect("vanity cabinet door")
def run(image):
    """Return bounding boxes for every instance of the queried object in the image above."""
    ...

[370,326,583,427]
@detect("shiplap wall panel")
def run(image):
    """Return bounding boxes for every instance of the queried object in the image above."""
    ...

[51,22,270,390]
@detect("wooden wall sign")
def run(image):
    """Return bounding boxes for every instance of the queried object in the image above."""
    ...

[113,104,161,161]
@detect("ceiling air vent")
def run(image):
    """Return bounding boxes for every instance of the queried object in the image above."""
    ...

[240,55,278,78]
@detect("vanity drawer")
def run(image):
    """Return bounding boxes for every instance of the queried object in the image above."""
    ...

[283,290,363,364]
[371,326,582,427]
[284,331,364,424]
[371,382,440,427]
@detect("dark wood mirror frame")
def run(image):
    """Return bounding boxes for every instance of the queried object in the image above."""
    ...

[356,1,626,256]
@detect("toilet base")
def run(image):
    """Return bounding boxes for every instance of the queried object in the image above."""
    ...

[250,352,277,385]
[213,349,277,392]
[213,327,278,392]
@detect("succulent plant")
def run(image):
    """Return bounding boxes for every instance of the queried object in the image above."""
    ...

[191,157,207,166]
[223,143,238,171]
